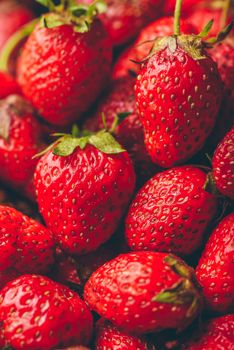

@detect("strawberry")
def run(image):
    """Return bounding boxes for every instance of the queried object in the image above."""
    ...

[181,314,234,349]
[113,17,195,80]
[79,0,164,47]
[126,166,218,256]
[84,251,203,334]
[17,0,112,126]
[0,205,55,289]
[134,2,223,168]
[84,76,159,182]
[0,95,44,200]
[56,347,90,350]
[196,213,234,314]
[95,318,155,349]
[0,274,93,349]
[34,129,135,255]
[212,126,234,199]
[0,71,21,99]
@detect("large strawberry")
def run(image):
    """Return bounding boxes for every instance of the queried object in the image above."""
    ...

[17,0,112,126]
[196,213,234,314]
[0,71,21,98]
[181,314,234,349]
[84,251,203,334]
[84,76,159,182]
[0,274,93,349]
[34,128,135,255]
[0,95,44,200]
[79,0,164,47]
[135,1,223,168]
[125,166,218,256]
[0,205,55,289]
[113,17,195,80]
[95,318,155,350]
[212,126,234,199]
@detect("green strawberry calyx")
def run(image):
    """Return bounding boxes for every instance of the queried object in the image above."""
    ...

[34,124,126,158]
[153,255,203,320]
[38,0,107,33]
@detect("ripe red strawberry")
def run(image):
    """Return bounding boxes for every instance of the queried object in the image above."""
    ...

[0,274,93,349]
[212,126,234,199]
[56,347,90,350]
[79,0,164,47]
[196,213,234,314]
[95,318,155,350]
[113,17,195,79]
[181,314,234,349]
[0,71,21,98]
[17,1,112,126]
[34,129,135,255]
[84,251,204,334]
[126,166,218,256]
[0,95,44,200]
[135,7,223,168]
[0,0,34,52]
[0,205,55,289]
[84,76,159,182]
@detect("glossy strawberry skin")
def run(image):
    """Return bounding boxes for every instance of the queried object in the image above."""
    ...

[95,318,154,350]
[84,251,203,334]
[181,315,234,350]
[34,144,135,255]
[0,205,55,289]
[196,213,234,314]
[0,72,21,99]
[126,166,218,256]
[113,17,195,79]
[212,127,234,199]
[80,0,163,47]
[135,43,223,167]
[0,95,44,200]
[0,275,93,350]
[17,20,112,126]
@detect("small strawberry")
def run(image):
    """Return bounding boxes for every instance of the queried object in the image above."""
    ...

[84,251,203,334]
[0,274,93,349]
[84,76,159,182]
[0,95,44,200]
[34,128,135,255]
[135,1,223,168]
[196,213,234,314]
[212,126,234,199]
[95,318,155,350]
[79,0,164,47]
[126,166,218,256]
[0,205,55,289]
[181,314,234,349]
[17,0,112,126]
[113,17,195,79]
[0,71,21,99]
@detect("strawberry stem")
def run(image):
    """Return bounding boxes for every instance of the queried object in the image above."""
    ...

[220,0,231,29]
[0,19,38,72]
[174,0,183,36]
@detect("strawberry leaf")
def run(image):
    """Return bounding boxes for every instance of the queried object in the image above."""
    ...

[53,136,89,156]
[198,19,214,38]
[89,131,125,154]
[36,0,56,11]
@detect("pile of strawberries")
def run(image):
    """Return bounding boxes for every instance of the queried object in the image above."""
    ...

[0,0,233,349]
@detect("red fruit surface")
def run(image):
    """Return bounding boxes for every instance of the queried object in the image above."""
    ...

[17,20,112,125]
[135,39,223,167]
[0,205,54,289]
[80,0,163,46]
[163,0,202,16]
[95,318,154,350]
[196,213,234,314]
[0,95,44,199]
[84,251,203,334]
[0,0,34,52]
[0,274,93,350]
[212,126,234,199]
[181,314,234,350]
[34,144,135,255]
[113,17,195,79]
[126,166,217,256]
[0,71,21,99]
